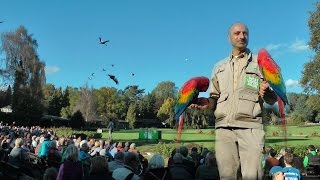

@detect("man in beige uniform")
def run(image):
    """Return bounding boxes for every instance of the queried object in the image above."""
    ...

[192,22,277,179]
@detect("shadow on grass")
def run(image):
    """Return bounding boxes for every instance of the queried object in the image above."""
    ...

[123,139,215,147]
[265,138,310,143]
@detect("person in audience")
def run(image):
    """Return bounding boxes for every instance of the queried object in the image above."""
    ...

[195,151,219,180]
[169,153,193,180]
[190,146,201,169]
[108,151,125,173]
[303,145,320,168]
[112,152,142,180]
[57,144,84,180]
[128,143,138,153]
[179,146,195,177]
[143,154,171,180]
[265,148,280,174]
[167,148,177,167]
[8,137,28,167]
[39,134,52,158]
[269,166,284,180]
[283,153,301,180]
[86,156,114,180]
[43,167,58,180]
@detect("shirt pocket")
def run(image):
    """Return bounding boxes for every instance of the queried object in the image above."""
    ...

[236,91,261,118]
[216,67,228,92]
[214,93,229,120]
[243,69,262,91]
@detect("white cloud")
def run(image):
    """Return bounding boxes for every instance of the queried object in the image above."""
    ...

[265,43,284,51]
[288,39,309,52]
[264,39,309,53]
[285,79,300,88]
[45,65,60,75]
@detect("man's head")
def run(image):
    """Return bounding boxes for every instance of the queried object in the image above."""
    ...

[307,145,316,152]
[269,166,284,180]
[228,22,249,52]
[284,152,294,166]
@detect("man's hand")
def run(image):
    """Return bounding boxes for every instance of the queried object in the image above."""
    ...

[189,97,210,109]
[259,81,270,98]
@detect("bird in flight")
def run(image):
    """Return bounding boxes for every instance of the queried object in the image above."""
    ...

[107,74,119,85]
[0,21,4,23]
[99,37,109,45]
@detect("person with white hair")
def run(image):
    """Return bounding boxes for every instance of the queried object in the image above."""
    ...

[8,138,28,167]
[143,154,171,179]
[57,144,83,180]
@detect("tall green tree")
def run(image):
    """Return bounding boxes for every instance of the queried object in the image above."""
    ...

[126,103,137,128]
[1,26,46,125]
[300,2,320,120]
[151,81,177,113]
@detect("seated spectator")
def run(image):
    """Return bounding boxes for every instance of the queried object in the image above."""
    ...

[112,152,141,180]
[79,140,91,178]
[128,143,138,153]
[179,146,195,177]
[86,156,114,180]
[199,147,209,165]
[47,140,62,168]
[283,153,301,180]
[189,147,200,169]
[169,153,193,180]
[143,154,171,180]
[116,142,123,152]
[108,151,125,173]
[265,148,280,174]
[39,134,52,158]
[195,151,219,180]
[57,144,84,180]
[43,167,58,180]
[8,138,28,167]
[90,140,101,157]
[269,166,285,180]
[303,144,320,175]
[167,148,177,167]
[123,141,130,152]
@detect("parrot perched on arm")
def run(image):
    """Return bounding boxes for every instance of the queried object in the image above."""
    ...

[257,48,288,145]
[174,76,210,142]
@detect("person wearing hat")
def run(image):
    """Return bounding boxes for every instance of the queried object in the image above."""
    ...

[269,166,284,180]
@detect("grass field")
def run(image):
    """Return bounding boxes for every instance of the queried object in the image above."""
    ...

[99,125,320,158]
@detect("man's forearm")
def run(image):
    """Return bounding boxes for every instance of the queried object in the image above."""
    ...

[207,97,217,111]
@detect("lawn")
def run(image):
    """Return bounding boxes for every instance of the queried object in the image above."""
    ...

[99,125,320,158]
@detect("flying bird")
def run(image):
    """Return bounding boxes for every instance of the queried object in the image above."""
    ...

[88,77,92,80]
[258,48,288,145]
[107,74,119,85]
[174,76,210,142]
[99,37,109,45]
[131,73,135,76]
[0,21,4,23]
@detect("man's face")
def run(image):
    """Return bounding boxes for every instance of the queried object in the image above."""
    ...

[228,24,249,51]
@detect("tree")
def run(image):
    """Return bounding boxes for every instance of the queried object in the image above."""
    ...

[1,26,46,125]
[157,97,175,123]
[151,81,177,113]
[301,2,320,94]
[61,87,80,118]
[75,84,97,122]
[70,110,85,129]
[126,103,137,128]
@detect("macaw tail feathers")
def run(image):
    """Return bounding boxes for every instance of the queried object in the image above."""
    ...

[278,96,287,148]
[177,113,184,143]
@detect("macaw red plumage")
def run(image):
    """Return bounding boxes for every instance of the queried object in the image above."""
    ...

[257,48,288,145]
[174,76,210,142]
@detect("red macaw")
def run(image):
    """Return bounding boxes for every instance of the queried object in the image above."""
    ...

[258,48,288,144]
[174,76,210,142]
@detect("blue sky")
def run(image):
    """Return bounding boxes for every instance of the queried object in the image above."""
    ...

[0,0,317,94]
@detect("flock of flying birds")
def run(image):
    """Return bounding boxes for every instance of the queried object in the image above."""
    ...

[88,37,135,85]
